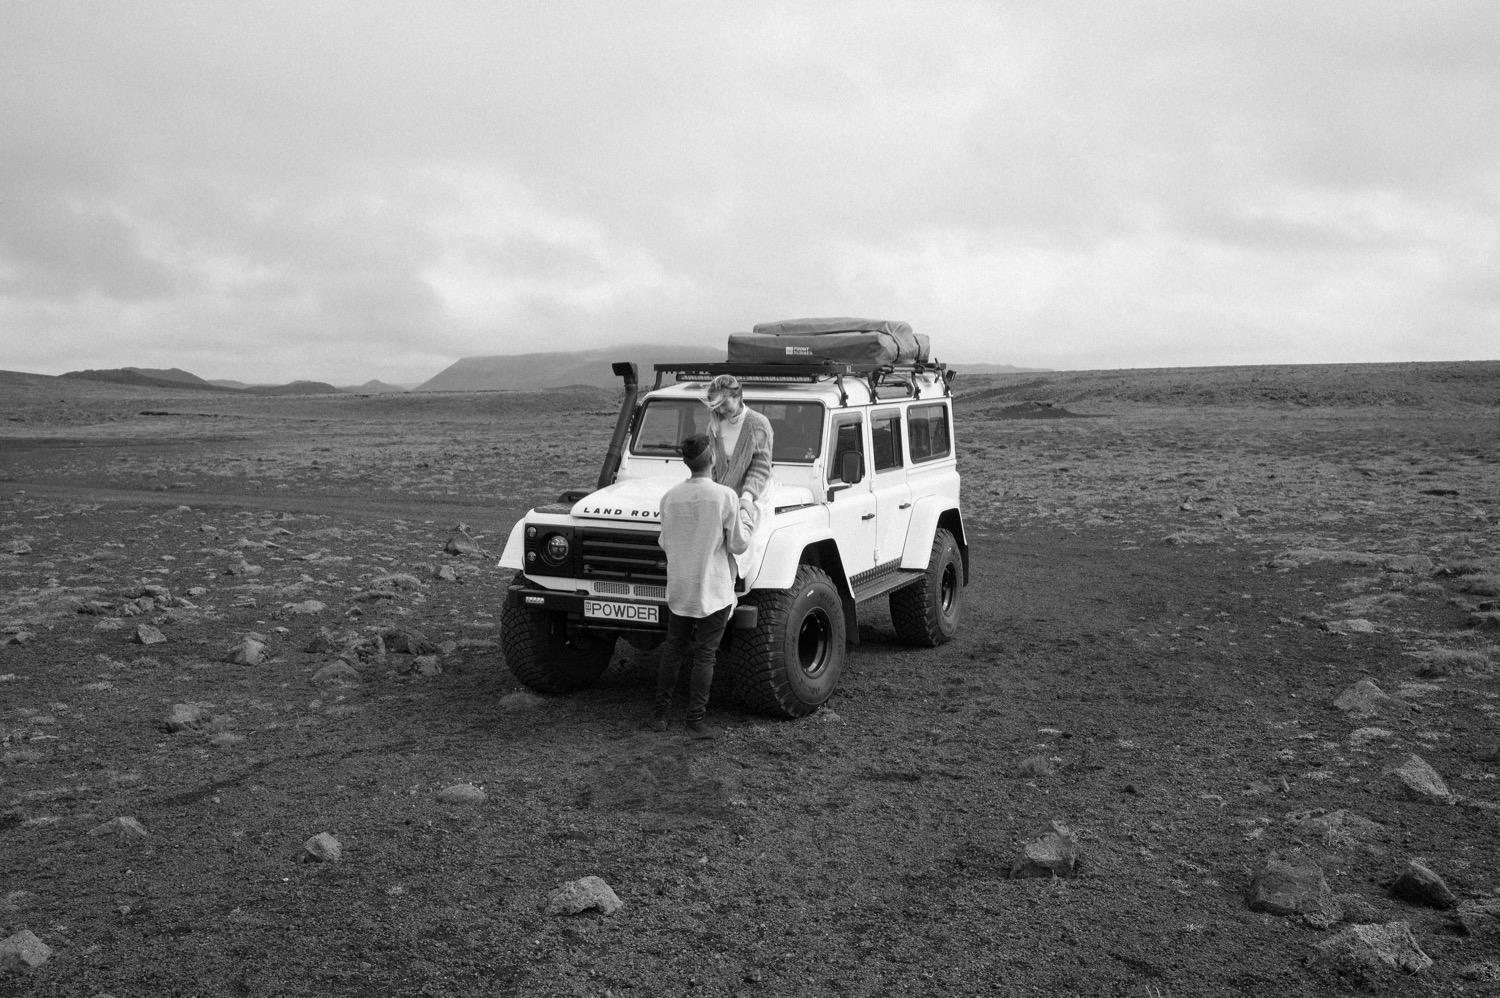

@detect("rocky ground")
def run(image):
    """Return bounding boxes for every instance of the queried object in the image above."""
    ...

[1,362,1498,996]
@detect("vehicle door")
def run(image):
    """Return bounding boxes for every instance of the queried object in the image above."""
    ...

[825,410,877,577]
[869,407,913,567]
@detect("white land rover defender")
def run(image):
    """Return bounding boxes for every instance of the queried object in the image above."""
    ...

[497,318,966,717]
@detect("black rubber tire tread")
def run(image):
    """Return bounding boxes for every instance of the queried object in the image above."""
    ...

[728,565,846,718]
[889,528,963,647]
[500,584,615,694]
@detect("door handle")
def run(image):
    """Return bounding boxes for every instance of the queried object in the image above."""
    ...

[861,513,875,520]
[898,502,912,509]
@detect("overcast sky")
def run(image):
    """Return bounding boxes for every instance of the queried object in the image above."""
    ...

[2,1,1497,384]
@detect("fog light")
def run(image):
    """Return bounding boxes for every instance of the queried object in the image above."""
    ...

[526,551,537,563]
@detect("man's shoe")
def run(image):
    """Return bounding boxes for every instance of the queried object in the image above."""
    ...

[686,718,715,740]
[649,710,670,732]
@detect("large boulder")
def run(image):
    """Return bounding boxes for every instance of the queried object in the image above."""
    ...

[1248,850,1341,926]
[1391,860,1457,910]
[545,876,623,915]
[1010,821,1081,879]
[1383,755,1450,801]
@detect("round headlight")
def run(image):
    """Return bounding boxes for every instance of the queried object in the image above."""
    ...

[544,533,570,564]
[526,525,537,539]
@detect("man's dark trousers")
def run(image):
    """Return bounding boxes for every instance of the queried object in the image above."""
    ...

[655,604,733,721]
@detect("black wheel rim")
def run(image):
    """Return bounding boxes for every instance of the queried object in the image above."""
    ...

[939,562,958,617]
[796,608,833,678]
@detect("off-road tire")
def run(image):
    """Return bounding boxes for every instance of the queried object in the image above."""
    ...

[889,528,962,646]
[501,583,616,693]
[728,565,846,717]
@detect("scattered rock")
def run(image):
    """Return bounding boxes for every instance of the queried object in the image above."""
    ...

[1248,850,1341,925]
[411,655,442,677]
[1010,820,1080,878]
[1391,859,1457,910]
[445,531,483,557]
[160,703,212,732]
[305,628,340,653]
[1450,899,1500,936]
[88,816,149,839]
[437,783,487,805]
[302,832,342,863]
[1285,808,1386,848]
[1383,754,1450,801]
[1333,679,1408,719]
[1325,618,1378,634]
[226,560,262,577]
[284,599,326,615]
[93,618,123,632]
[1313,921,1432,974]
[5,540,32,556]
[544,876,623,915]
[311,662,361,687]
[0,928,52,968]
[1,630,33,646]
[225,635,268,666]
[434,564,459,582]
[371,573,425,592]
[133,624,167,646]
[384,628,437,655]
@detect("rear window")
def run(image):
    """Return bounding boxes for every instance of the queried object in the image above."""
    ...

[907,403,951,463]
[630,398,825,464]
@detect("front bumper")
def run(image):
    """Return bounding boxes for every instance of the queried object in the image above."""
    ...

[510,587,758,631]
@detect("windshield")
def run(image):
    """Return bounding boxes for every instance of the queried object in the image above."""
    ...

[630,398,825,464]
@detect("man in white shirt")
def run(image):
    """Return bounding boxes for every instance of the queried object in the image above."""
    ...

[653,433,754,738]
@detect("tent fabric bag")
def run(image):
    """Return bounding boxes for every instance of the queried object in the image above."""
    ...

[726,317,928,366]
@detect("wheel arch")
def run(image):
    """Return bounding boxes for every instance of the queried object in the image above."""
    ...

[746,528,858,644]
[900,499,969,584]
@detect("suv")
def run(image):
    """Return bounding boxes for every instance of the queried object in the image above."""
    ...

[497,322,966,717]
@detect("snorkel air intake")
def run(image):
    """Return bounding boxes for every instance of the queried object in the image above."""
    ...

[597,361,639,490]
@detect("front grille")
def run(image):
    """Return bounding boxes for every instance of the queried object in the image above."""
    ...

[633,584,666,599]
[594,581,631,595]
[579,527,666,584]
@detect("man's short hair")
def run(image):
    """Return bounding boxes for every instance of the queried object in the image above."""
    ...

[681,433,713,471]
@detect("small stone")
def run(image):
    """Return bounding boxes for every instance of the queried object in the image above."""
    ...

[437,783,487,804]
[1313,921,1432,974]
[1,631,33,646]
[305,628,339,653]
[384,628,436,654]
[544,875,623,915]
[93,618,123,632]
[0,928,52,968]
[1333,679,1405,718]
[302,832,342,863]
[435,564,459,581]
[1391,859,1457,910]
[225,635,268,666]
[226,560,263,576]
[1325,618,1378,635]
[1248,850,1340,922]
[88,816,149,839]
[133,624,167,646]
[1384,754,1450,801]
[445,533,482,557]
[412,655,442,677]
[311,662,361,687]
[6,540,32,555]
[1011,820,1080,878]
[160,703,211,733]
[285,599,326,614]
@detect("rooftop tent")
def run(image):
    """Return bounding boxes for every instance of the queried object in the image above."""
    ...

[728,317,929,366]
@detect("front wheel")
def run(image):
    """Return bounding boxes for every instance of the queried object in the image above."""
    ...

[728,565,846,717]
[501,584,616,693]
[889,528,963,646]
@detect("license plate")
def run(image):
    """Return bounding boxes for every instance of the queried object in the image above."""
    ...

[583,600,659,623]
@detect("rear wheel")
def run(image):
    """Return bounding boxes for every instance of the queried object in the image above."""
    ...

[889,528,962,646]
[728,565,846,717]
[501,583,616,693]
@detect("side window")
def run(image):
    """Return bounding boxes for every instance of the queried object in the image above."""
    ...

[745,401,825,464]
[870,409,903,472]
[827,415,864,485]
[907,403,951,463]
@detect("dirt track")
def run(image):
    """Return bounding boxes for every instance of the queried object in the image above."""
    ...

[2,364,1499,996]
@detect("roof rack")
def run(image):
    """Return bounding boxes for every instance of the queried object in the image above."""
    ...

[651,361,951,402]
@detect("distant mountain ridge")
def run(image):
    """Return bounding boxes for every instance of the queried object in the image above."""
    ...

[416,344,725,391]
[62,368,344,396]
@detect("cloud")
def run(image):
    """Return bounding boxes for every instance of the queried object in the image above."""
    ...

[1,1,1497,383]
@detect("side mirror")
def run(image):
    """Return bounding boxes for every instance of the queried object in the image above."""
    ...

[840,451,864,485]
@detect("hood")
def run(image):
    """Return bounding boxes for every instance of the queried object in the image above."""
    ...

[570,476,683,523]
[569,477,818,522]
